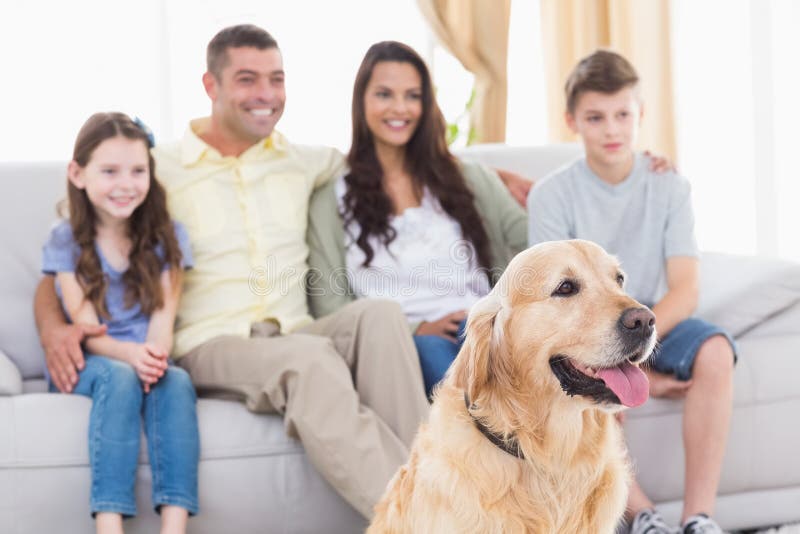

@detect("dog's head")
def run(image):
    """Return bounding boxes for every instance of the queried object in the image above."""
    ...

[450,239,655,413]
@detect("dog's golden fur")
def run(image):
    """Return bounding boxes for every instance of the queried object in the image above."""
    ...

[368,240,655,534]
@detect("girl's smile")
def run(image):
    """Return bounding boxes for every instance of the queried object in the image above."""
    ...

[68,136,151,225]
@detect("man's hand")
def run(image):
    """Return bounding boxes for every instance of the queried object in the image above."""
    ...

[126,343,168,393]
[495,169,533,207]
[43,323,106,393]
[646,368,692,399]
[415,311,467,343]
[644,150,676,174]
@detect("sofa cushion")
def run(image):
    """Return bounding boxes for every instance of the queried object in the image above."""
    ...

[0,395,301,468]
[0,394,366,534]
[628,329,799,422]
[696,252,800,338]
[0,351,22,396]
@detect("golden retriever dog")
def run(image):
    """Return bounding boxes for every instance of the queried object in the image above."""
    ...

[367,240,657,534]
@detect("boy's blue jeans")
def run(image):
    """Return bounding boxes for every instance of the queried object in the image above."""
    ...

[62,355,199,517]
[414,319,467,397]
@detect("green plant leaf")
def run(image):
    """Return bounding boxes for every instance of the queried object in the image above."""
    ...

[446,123,459,146]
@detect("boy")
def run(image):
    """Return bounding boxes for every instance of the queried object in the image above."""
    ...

[527,50,736,534]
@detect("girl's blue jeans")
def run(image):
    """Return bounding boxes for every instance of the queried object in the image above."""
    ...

[57,355,200,517]
[414,319,467,397]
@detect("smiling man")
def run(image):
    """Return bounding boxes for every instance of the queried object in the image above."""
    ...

[34,25,430,519]
[152,26,431,519]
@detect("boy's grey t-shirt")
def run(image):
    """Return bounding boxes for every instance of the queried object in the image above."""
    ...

[527,153,698,307]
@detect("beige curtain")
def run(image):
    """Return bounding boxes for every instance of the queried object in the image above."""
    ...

[541,0,676,161]
[417,0,512,143]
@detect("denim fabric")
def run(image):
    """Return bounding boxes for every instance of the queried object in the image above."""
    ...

[65,355,199,517]
[414,319,467,397]
[652,318,737,381]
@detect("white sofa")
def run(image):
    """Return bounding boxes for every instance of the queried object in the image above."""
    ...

[2,145,800,532]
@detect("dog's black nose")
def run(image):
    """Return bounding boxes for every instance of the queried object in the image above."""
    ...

[618,307,655,339]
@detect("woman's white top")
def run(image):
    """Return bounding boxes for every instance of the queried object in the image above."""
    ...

[336,176,490,323]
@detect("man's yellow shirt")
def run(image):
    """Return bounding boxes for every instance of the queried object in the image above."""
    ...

[152,118,345,357]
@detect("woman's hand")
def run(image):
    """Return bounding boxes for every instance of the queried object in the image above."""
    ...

[125,343,168,393]
[415,311,468,342]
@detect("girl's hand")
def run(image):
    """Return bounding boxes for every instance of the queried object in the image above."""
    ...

[125,343,168,392]
[415,311,467,342]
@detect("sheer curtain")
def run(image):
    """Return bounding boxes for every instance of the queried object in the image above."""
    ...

[416,0,512,143]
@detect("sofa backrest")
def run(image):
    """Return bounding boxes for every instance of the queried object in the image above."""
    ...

[1,162,66,378]
[455,142,584,182]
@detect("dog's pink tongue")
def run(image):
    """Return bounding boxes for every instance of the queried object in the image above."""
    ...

[596,362,649,407]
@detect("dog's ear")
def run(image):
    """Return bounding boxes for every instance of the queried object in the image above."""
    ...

[451,293,506,401]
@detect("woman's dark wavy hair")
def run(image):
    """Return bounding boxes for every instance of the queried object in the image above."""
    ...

[343,41,492,274]
[66,112,182,318]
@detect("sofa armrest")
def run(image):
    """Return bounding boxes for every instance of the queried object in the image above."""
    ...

[0,349,23,395]
[696,252,800,338]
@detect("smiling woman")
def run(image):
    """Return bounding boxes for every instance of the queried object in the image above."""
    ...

[307,41,528,397]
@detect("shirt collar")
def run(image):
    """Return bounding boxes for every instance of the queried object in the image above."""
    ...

[179,117,288,166]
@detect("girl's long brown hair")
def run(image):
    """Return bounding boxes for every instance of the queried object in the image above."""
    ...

[342,41,492,274]
[67,112,182,318]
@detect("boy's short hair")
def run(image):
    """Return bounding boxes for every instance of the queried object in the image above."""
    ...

[564,50,639,114]
[207,24,279,79]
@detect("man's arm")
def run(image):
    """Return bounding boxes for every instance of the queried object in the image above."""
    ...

[650,256,700,339]
[495,168,532,208]
[58,272,167,392]
[56,272,133,365]
[146,269,182,354]
[33,276,105,393]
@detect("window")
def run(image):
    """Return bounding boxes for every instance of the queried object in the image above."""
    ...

[672,0,800,261]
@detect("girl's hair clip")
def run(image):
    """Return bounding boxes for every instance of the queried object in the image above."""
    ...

[133,116,156,148]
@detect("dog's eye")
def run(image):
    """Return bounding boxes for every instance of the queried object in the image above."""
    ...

[553,280,579,297]
[616,273,625,287]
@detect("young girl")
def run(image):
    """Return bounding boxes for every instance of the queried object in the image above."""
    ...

[307,42,528,397]
[42,112,199,534]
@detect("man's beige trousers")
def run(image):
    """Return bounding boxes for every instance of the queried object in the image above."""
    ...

[177,299,430,517]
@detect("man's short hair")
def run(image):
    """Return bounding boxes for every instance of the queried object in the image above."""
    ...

[207,24,279,78]
[564,50,639,114]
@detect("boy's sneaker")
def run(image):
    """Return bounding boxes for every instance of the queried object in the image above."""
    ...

[681,514,726,534]
[630,508,679,534]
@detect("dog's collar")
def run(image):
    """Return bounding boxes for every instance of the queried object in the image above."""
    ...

[464,392,524,460]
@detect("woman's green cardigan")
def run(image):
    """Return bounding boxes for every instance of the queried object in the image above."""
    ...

[305,160,528,333]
